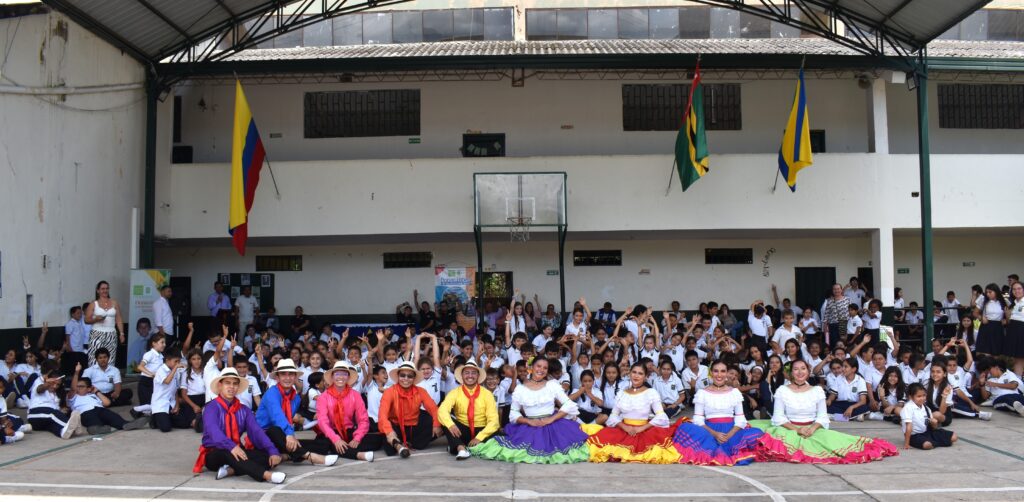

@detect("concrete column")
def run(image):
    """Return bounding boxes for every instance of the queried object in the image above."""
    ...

[867,78,890,154]
[872,227,895,305]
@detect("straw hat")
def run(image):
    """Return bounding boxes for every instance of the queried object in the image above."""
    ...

[210,367,249,396]
[271,358,300,376]
[325,361,359,388]
[388,361,423,385]
[454,360,483,385]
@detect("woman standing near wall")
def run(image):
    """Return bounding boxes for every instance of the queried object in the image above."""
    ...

[976,283,1006,356]
[821,284,850,350]
[85,281,124,366]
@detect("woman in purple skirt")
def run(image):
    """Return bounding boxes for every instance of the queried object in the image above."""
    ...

[470,357,590,463]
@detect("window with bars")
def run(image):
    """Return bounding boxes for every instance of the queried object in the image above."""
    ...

[937,84,1024,129]
[622,84,742,131]
[383,252,433,269]
[304,90,421,138]
[573,250,622,267]
[256,255,303,272]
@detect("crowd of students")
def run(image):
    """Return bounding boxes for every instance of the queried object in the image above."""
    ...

[0,275,1022,482]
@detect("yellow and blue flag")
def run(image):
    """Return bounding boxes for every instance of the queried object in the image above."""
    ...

[778,69,812,191]
[229,80,266,256]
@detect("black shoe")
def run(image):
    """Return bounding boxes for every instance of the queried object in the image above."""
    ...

[193,412,204,433]
[129,409,141,420]
[87,425,113,435]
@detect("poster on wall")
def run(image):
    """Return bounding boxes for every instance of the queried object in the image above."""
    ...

[435,266,476,310]
[127,269,171,373]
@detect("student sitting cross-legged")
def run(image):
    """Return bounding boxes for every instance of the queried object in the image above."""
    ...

[69,363,148,434]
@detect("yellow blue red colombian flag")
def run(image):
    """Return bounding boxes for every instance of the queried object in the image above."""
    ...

[228,80,266,256]
[778,69,813,191]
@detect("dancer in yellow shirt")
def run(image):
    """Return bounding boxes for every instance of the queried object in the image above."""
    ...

[438,360,500,460]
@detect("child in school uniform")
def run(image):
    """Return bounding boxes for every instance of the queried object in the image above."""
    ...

[569,370,604,425]
[235,359,262,410]
[651,360,685,418]
[364,365,388,434]
[977,357,1024,417]
[68,364,148,434]
[0,378,29,442]
[151,348,192,432]
[27,369,82,439]
[826,357,870,421]
[136,334,167,408]
[298,371,324,431]
[495,364,515,426]
[902,383,958,450]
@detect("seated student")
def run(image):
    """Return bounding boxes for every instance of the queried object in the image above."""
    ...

[68,364,148,434]
[11,350,42,408]
[977,357,1024,417]
[438,361,500,460]
[27,369,81,439]
[681,350,709,405]
[194,368,286,484]
[179,349,209,432]
[152,347,192,432]
[378,361,442,457]
[826,358,870,421]
[495,365,516,426]
[365,366,388,434]
[902,383,958,450]
[255,359,335,465]
[651,360,685,418]
[82,348,133,407]
[309,361,373,462]
[876,367,907,423]
[944,345,990,420]
[234,359,262,410]
[298,371,324,431]
[0,378,30,442]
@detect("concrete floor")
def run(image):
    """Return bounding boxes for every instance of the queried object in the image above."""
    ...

[2,406,1024,501]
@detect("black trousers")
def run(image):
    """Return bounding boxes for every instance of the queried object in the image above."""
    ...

[137,376,154,406]
[177,394,207,430]
[304,431,382,460]
[442,421,495,455]
[27,407,72,437]
[204,447,271,482]
[81,408,127,429]
[383,410,435,456]
[265,425,318,463]
[152,410,192,432]
[101,389,134,408]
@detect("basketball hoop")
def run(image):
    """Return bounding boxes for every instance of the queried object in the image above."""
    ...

[507,216,533,242]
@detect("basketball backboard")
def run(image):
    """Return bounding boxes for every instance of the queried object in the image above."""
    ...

[473,173,567,230]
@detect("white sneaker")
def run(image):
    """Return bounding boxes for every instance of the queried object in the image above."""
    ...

[302,419,318,431]
[832,414,849,422]
[15,397,29,409]
[216,465,230,480]
[323,454,339,467]
[18,424,32,433]
[269,472,287,484]
[867,412,885,421]
[62,411,82,439]
[455,449,472,460]
[5,431,24,442]
[363,451,374,462]
[1013,401,1024,417]
[979,411,993,421]
[752,410,761,419]
[980,398,994,408]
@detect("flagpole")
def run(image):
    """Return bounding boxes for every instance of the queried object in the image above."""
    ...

[665,159,677,196]
[234,72,282,200]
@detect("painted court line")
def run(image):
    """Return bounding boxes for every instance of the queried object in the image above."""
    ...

[3,480,1024,498]
[700,465,786,502]
[258,451,446,502]
[960,437,1024,462]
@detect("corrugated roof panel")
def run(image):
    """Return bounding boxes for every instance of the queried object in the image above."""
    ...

[72,0,179,55]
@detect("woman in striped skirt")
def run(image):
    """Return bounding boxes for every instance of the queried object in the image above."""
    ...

[85,281,125,366]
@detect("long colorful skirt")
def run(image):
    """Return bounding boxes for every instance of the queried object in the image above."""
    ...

[469,417,590,464]
[672,418,763,466]
[587,418,686,464]
[751,420,898,464]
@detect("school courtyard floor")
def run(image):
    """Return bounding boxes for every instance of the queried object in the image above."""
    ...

[2,408,1024,501]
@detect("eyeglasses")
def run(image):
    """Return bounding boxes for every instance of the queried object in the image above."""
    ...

[333,372,349,379]
[397,372,416,379]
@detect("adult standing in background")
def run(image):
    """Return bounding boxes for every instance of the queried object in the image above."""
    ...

[843,277,867,310]
[235,286,259,336]
[85,281,125,367]
[207,282,232,321]
[822,284,850,350]
[290,306,311,340]
[153,285,176,345]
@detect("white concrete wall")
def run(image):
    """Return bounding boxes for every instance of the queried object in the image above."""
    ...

[893,234,1024,306]
[172,77,871,162]
[156,153,1024,240]
[0,12,146,329]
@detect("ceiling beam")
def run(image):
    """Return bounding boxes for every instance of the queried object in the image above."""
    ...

[135,0,193,43]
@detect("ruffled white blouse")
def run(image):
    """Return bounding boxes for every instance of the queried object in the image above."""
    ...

[606,388,669,428]
[510,379,579,422]
[692,388,746,427]
[771,385,830,428]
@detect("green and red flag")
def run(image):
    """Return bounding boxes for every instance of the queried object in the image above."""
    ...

[675,63,709,192]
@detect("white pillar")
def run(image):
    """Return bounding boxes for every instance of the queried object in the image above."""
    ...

[868,78,890,154]
[872,227,895,305]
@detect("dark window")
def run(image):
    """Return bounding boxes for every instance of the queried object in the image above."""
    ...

[618,9,649,39]
[383,252,433,269]
[304,90,421,138]
[462,133,506,157]
[526,10,557,40]
[483,8,514,40]
[938,84,1024,129]
[810,130,826,153]
[705,248,752,265]
[558,10,588,40]
[173,95,182,143]
[679,6,711,38]
[393,11,423,43]
[453,9,484,40]
[423,10,453,42]
[256,255,303,272]
[588,9,618,39]
[574,250,622,267]
[622,83,742,131]
[987,9,1024,41]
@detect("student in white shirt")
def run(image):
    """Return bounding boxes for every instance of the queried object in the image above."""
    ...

[861,300,882,338]
[826,357,870,420]
[298,371,325,431]
[365,366,388,431]
[845,304,863,346]
[681,351,710,404]
[179,350,209,430]
[69,365,147,434]
[135,334,167,406]
[596,364,627,415]
[941,291,961,325]
[151,350,191,432]
[80,348,133,407]
[978,358,1024,416]
[569,370,606,425]
[235,286,260,335]
[770,310,802,356]
[27,369,82,439]
[798,307,820,339]
[901,383,957,450]
[237,359,263,410]
[652,360,685,418]
[747,301,773,346]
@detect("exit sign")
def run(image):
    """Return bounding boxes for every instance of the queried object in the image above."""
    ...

[546,270,559,276]
[897,268,910,274]
[963,261,976,267]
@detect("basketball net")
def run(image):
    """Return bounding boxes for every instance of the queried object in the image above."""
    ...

[507,216,532,242]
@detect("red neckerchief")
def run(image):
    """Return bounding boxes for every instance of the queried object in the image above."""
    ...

[462,385,480,437]
[193,397,245,473]
[327,385,351,442]
[394,385,419,446]
[278,384,295,425]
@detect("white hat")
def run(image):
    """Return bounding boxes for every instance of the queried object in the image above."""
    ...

[388,361,423,385]
[454,360,482,385]
[210,367,249,396]
[325,361,359,388]
[271,358,300,376]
